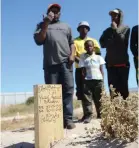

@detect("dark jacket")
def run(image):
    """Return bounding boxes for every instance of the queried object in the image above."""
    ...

[99,9,130,66]
[130,25,138,57]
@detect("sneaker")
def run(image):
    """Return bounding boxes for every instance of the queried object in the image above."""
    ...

[84,116,92,124]
[64,121,76,129]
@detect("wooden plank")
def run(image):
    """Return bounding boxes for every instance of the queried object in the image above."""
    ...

[34,84,64,148]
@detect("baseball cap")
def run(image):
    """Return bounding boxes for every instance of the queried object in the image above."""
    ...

[77,21,90,31]
[109,9,119,15]
[47,3,61,12]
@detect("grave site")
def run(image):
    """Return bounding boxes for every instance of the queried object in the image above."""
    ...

[34,84,64,148]
[33,85,138,148]
[1,84,138,148]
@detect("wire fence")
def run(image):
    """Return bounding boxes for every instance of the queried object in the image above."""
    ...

[0,92,34,106]
[0,88,137,107]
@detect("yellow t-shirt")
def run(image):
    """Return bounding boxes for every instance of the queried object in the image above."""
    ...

[74,37,101,68]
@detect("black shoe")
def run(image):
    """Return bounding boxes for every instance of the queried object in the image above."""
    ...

[97,113,101,119]
[84,116,92,124]
[97,116,101,119]
[78,116,86,122]
[64,121,76,129]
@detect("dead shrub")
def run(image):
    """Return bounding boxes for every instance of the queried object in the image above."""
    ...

[100,85,138,142]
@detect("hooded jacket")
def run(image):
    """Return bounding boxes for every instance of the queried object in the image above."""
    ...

[130,25,138,58]
[99,9,130,66]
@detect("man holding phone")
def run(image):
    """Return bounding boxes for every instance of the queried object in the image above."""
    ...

[34,4,76,129]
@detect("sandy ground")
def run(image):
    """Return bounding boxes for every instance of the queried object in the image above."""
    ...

[1,108,138,148]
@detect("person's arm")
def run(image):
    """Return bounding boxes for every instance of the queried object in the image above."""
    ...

[100,64,105,90]
[69,44,76,66]
[99,56,106,79]
[74,43,80,63]
[79,54,86,78]
[92,39,101,55]
[99,28,113,48]
[113,27,130,43]
[75,56,80,63]
[130,26,138,57]
[100,65,104,79]
[33,12,54,45]
[111,22,130,43]
[99,31,107,48]
[34,21,49,45]
[68,28,76,66]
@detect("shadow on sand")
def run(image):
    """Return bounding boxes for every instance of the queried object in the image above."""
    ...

[68,133,130,148]
[5,142,34,148]
[87,134,128,148]
[12,127,34,133]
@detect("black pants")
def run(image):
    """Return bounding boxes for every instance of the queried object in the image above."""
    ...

[44,62,74,123]
[106,65,130,99]
[83,80,103,118]
[75,68,84,100]
[134,57,138,85]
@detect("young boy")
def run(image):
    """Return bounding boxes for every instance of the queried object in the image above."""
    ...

[79,40,105,123]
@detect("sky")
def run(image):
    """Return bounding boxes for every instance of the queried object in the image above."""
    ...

[1,0,138,93]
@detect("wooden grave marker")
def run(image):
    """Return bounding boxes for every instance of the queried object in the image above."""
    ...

[34,84,64,148]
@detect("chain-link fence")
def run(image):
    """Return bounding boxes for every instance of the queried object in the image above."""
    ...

[0,92,34,106]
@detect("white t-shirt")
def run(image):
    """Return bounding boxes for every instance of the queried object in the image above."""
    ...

[79,53,106,80]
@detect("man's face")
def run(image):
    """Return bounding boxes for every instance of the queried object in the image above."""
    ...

[110,12,119,22]
[78,26,89,35]
[48,7,60,21]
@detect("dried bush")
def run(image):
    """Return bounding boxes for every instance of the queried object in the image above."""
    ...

[100,85,138,142]
[25,96,34,105]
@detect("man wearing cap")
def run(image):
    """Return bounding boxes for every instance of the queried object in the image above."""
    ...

[130,25,138,85]
[33,4,76,129]
[99,8,130,99]
[74,21,101,122]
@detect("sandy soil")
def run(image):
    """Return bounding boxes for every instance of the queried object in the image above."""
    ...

[1,108,138,148]
[1,120,138,148]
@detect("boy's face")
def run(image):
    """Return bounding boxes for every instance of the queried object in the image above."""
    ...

[85,41,94,54]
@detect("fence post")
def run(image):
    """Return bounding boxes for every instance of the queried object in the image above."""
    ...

[25,92,27,103]
[15,93,17,105]
[3,95,5,107]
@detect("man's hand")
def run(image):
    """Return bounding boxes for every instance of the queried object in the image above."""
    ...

[68,55,75,67]
[43,11,54,22]
[111,21,117,29]
[41,11,54,30]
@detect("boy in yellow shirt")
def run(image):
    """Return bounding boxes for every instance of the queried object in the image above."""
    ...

[74,21,101,122]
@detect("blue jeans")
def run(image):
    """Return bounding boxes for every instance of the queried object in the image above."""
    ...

[44,62,74,123]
